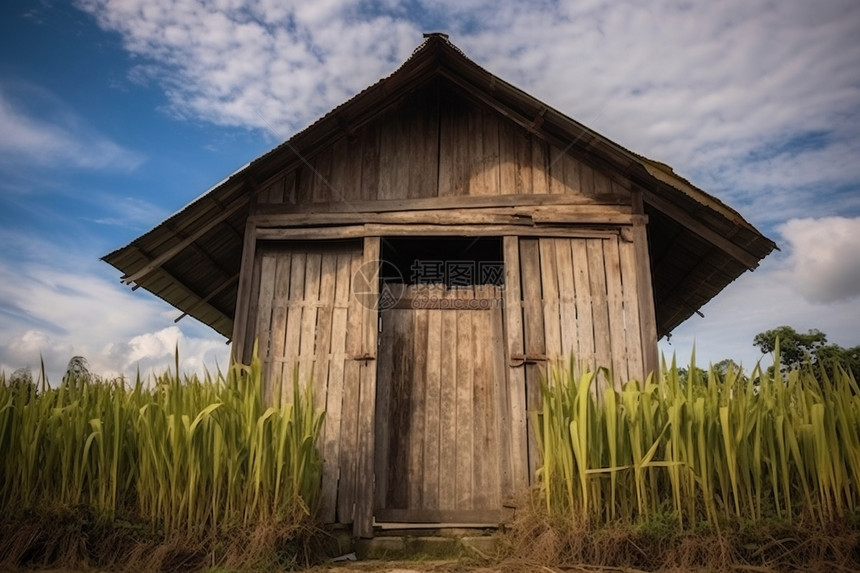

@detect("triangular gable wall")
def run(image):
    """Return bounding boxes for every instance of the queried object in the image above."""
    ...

[253,80,633,207]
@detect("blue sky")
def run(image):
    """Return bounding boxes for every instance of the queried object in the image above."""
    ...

[1,0,859,381]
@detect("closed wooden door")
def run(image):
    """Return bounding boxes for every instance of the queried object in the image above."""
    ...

[374,284,511,523]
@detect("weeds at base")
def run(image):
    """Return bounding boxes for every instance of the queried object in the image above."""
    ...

[0,506,329,573]
[493,493,860,572]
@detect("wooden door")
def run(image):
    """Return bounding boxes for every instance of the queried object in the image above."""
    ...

[250,238,380,536]
[374,284,511,523]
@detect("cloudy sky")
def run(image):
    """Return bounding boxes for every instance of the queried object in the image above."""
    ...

[1,0,858,382]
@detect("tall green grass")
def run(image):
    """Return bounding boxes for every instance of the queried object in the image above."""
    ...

[0,350,324,535]
[534,351,860,530]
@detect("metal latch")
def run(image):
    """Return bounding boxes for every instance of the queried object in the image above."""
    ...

[353,353,376,366]
[509,353,548,367]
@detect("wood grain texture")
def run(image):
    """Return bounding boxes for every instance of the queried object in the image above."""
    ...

[374,283,507,522]
[354,237,380,537]
[603,236,629,387]
[619,238,644,381]
[502,236,529,488]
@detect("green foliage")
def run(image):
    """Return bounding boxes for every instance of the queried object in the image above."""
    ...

[754,325,859,379]
[534,350,860,532]
[0,349,324,536]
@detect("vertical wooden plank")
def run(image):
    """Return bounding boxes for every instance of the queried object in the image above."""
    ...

[354,237,380,538]
[489,285,513,501]
[603,236,629,388]
[313,253,337,410]
[563,153,583,195]
[519,239,545,356]
[266,252,292,403]
[539,239,562,361]
[360,127,380,201]
[409,97,439,199]
[231,215,257,364]
[386,291,412,510]
[283,170,297,205]
[498,120,519,195]
[594,169,612,198]
[587,239,612,388]
[337,252,363,524]
[633,222,659,379]
[312,147,333,203]
[253,250,276,397]
[376,118,396,201]
[466,108,483,196]
[437,102,455,197]
[438,289,458,510]
[374,305,394,514]
[571,239,595,369]
[298,252,322,392]
[470,297,490,509]
[455,287,475,508]
[422,302,442,509]
[345,134,365,203]
[244,242,264,360]
[295,164,313,204]
[579,162,596,197]
[502,236,529,488]
[391,115,411,200]
[482,112,501,195]
[408,291,429,510]
[531,138,549,195]
[320,250,354,523]
[548,145,566,195]
[555,238,578,357]
[281,252,306,403]
[519,239,544,480]
[619,238,644,381]
[328,138,349,203]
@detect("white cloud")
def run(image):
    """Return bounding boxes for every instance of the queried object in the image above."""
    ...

[0,235,229,383]
[72,0,860,227]
[76,0,420,134]
[779,216,860,304]
[0,86,144,171]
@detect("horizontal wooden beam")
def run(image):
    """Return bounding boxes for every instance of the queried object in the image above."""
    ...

[643,190,760,269]
[252,205,637,228]
[122,195,249,284]
[256,192,630,214]
[255,223,619,240]
[374,508,505,524]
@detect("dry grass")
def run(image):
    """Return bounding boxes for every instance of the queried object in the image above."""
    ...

[491,492,860,572]
[0,503,328,572]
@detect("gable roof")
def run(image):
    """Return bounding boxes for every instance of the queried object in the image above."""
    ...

[103,34,777,340]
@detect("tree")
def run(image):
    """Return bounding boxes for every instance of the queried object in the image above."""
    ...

[753,326,828,370]
[753,325,859,379]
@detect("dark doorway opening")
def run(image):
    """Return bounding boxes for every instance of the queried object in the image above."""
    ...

[380,236,504,287]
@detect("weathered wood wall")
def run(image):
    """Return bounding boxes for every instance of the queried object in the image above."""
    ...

[239,85,658,534]
[249,238,379,535]
[254,83,631,205]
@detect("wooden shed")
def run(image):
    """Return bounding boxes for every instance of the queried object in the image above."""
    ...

[104,35,776,536]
